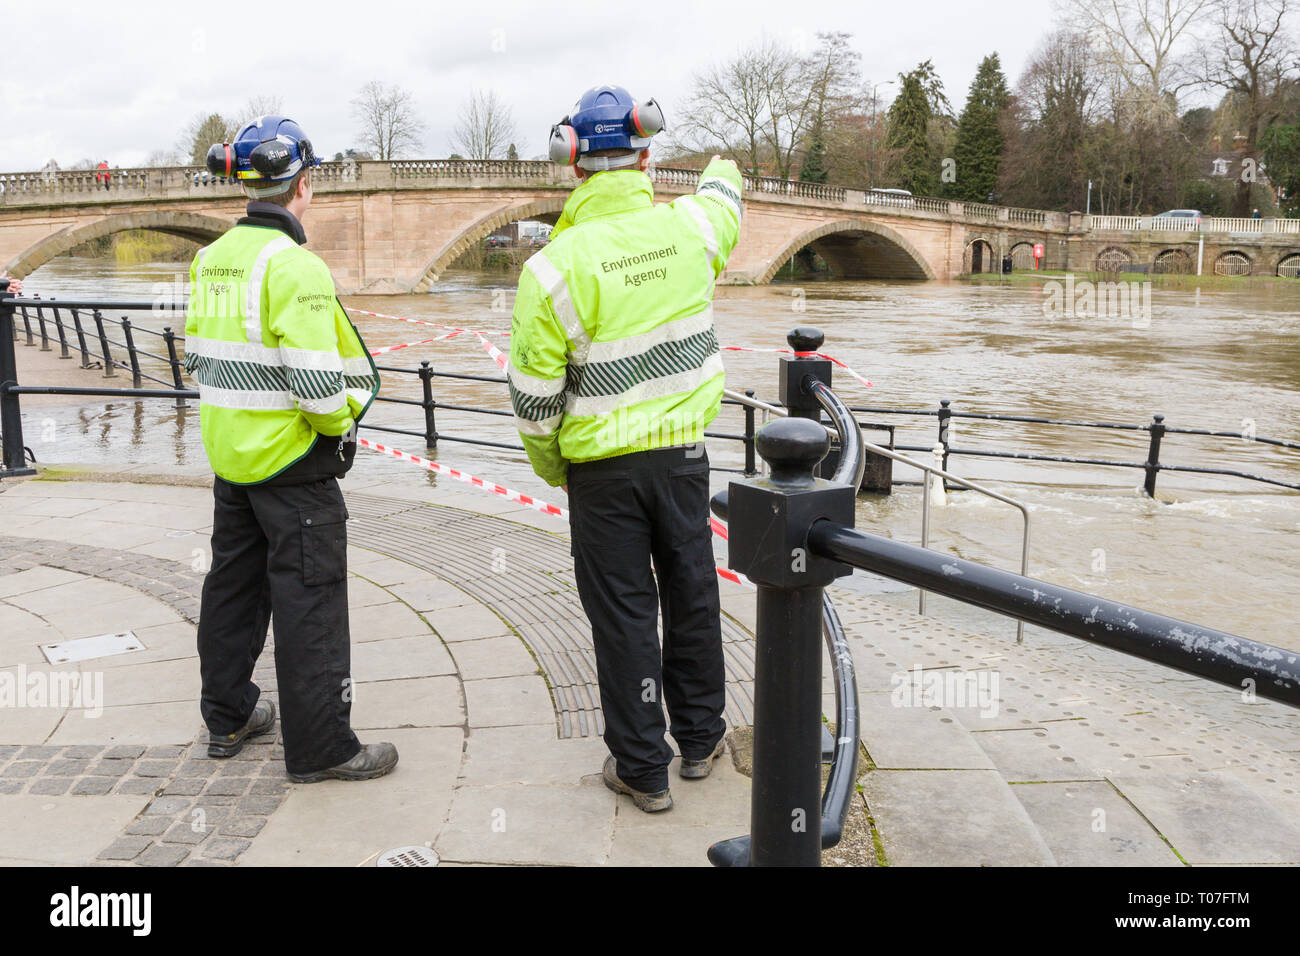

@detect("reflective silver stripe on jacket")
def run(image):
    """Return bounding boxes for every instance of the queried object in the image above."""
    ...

[244,235,295,346]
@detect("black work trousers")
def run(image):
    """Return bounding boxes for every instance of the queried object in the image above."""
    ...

[568,444,726,793]
[197,476,361,776]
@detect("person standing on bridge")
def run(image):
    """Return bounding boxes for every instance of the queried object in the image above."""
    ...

[184,116,397,783]
[509,85,744,812]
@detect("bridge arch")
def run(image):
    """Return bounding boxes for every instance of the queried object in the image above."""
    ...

[1009,241,1035,271]
[411,196,568,291]
[1215,250,1253,276]
[963,237,997,274]
[1153,248,1193,274]
[1096,246,1133,272]
[1276,252,1300,278]
[757,218,935,283]
[6,210,233,278]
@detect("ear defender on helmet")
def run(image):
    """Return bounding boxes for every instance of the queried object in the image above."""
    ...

[205,142,237,178]
[628,99,665,138]
[249,139,294,178]
[549,122,579,166]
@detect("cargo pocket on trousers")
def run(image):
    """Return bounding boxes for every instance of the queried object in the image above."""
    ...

[668,463,711,547]
[301,504,349,586]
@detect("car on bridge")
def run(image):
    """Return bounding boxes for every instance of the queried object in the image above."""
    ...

[1152,209,1202,230]
[867,188,914,209]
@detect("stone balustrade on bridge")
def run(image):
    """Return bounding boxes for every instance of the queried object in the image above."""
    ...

[1,159,1298,289]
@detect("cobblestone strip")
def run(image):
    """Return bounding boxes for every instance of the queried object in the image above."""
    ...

[0,534,290,866]
[0,535,202,623]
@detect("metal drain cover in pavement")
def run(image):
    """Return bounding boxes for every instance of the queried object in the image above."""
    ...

[376,846,439,867]
[40,631,144,664]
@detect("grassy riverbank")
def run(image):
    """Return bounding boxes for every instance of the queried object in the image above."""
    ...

[67,230,200,264]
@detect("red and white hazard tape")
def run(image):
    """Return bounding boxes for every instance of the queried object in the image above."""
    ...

[721,345,873,389]
[368,331,464,357]
[357,436,750,588]
[359,437,564,517]
[350,307,511,339]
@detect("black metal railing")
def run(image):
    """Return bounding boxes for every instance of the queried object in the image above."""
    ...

[841,398,1300,495]
[11,290,1294,496]
[3,295,770,478]
[709,327,1299,867]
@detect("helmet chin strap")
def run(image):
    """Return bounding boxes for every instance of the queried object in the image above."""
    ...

[577,151,644,172]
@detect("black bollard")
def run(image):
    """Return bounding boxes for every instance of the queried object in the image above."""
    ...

[722,416,855,866]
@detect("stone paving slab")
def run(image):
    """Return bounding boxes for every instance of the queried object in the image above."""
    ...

[862,770,1057,866]
[238,727,464,867]
[0,794,151,863]
[435,781,616,866]
[1107,770,1300,865]
[1010,781,1182,866]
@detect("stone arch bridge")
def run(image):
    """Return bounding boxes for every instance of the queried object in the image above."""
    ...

[3,160,1297,292]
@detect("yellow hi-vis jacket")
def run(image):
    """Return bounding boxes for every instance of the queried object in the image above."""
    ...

[183,220,380,485]
[508,158,744,486]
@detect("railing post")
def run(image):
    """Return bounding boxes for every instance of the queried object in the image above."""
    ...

[419,360,438,451]
[1143,413,1166,498]
[51,303,71,359]
[162,327,187,408]
[742,388,757,477]
[0,280,37,478]
[937,395,952,463]
[718,416,855,867]
[36,300,51,352]
[92,309,116,377]
[19,304,34,346]
[121,317,143,389]
[70,308,93,367]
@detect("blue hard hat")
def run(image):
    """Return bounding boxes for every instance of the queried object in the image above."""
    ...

[549,86,665,170]
[206,116,322,196]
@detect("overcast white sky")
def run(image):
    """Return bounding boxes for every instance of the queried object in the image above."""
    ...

[0,0,1063,171]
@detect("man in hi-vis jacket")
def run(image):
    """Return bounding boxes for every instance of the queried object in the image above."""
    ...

[510,85,744,811]
[185,116,397,783]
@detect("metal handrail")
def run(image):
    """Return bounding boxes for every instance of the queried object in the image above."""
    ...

[809,520,1300,709]
[726,387,1033,642]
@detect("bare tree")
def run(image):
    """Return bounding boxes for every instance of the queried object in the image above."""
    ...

[450,90,520,159]
[235,95,286,129]
[674,37,817,178]
[351,82,425,160]
[1064,0,1211,122]
[1197,0,1298,213]
[145,148,180,167]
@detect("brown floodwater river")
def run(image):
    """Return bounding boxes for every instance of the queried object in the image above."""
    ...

[18,257,1300,650]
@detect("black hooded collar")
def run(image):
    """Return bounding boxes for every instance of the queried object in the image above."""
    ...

[239,201,307,245]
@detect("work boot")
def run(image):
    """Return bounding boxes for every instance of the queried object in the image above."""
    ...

[208,699,277,758]
[287,742,399,784]
[602,755,672,813]
[679,737,727,780]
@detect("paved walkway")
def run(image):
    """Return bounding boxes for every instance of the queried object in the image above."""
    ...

[0,462,1298,866]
